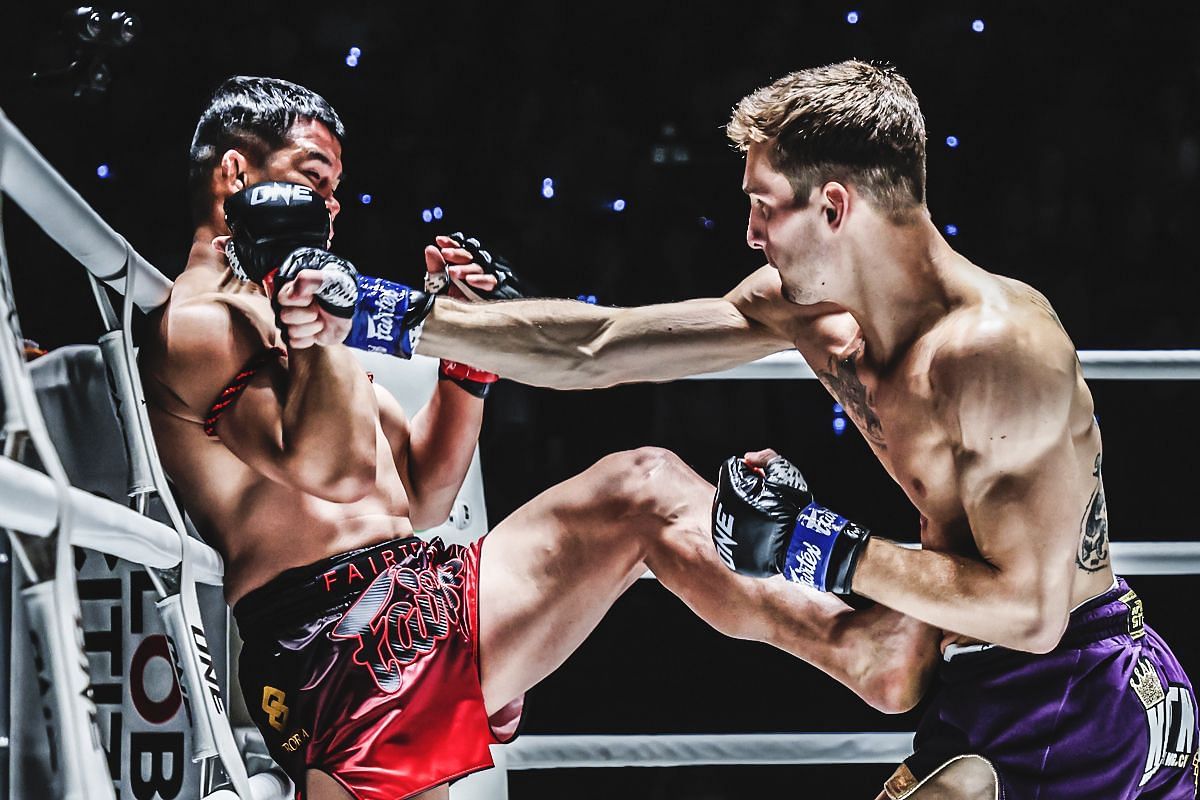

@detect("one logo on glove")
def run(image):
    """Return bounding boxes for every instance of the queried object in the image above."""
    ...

[331,560,466,695]
[248,183,314,206]
[712,503,737,571]
[783,503,850,590]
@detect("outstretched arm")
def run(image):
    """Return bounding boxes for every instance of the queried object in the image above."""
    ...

[417,266,796,389]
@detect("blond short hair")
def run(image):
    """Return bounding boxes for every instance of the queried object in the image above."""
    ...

[728,60,927,218]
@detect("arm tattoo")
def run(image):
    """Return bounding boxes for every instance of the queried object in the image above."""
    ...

[1077,452,1110,572]
[817,353,885,446]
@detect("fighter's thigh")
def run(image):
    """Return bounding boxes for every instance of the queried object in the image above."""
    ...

[875,756,1000,800]
[306,771,448,800]
[305,770,354,800]
[478,449,674,713]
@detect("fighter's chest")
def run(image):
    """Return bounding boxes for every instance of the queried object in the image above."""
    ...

[871,406,965,521]
[815,354,964,521]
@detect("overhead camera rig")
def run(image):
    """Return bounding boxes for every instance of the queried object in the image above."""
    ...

[31,7,141,100]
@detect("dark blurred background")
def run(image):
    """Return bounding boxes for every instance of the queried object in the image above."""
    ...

[3,2,1199,796]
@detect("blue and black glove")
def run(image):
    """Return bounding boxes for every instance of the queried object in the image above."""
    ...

[712,454,872,602]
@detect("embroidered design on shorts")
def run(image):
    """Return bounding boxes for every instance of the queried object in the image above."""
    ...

[261,685,289,731]
[1119,589,1146,640]
[1132,658,1166,709]
[280,728,310,753]
[884,763,919,799]
[1132,657,1197,787]
[330,558,466,694]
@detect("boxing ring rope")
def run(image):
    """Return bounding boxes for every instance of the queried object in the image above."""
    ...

[503,732,917,769]
[0,110,170,310]
[3,104,1200,796]
[686,349,1200,381]
[0,456,223,583]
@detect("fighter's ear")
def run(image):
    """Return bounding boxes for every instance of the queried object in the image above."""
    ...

[821,181,850,231]
[218,149,250,196]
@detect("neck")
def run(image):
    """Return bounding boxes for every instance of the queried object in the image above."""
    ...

[187,218,227,272]
[840,213,960,368]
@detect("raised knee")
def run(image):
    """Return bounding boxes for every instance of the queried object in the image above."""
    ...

[596,447,676,499]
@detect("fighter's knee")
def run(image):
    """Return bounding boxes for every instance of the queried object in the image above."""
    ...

[595,447,686,509]
[618,445,680,476]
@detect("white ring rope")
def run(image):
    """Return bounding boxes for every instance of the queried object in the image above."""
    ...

[0,456,223,583]
[686,349,1200,381]
[504,732,916,769]
[0,109,170,311]
[231,728,915,770]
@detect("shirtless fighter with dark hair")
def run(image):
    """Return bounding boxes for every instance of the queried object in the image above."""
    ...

[408,61,1200,798]
[141,75,940,800]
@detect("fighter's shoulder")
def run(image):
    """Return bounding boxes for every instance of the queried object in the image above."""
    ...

[148,293,278,409]
[165,294,272,356]
[929,298,1077,415]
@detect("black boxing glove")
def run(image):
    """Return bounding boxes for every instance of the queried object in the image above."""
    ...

[712,454,872,599]
[432,232,526,300]
[266,247,359,318]
[223,181,330,284]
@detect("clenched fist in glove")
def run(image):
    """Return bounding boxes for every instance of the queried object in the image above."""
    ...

[712,451,872,600]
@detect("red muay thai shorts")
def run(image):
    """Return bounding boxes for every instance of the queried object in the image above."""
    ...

[233,536,522,800]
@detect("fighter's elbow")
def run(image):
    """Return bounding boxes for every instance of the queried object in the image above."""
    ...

[569,358,623,390]
[555,320,633,390]
[408,501,451,532]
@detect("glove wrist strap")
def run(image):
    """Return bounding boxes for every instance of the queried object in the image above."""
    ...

[783,503,871,595]
[345,275,433,358]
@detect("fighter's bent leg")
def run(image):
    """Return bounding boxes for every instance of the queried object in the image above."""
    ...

[479,447,687,711]
[630,452,939,712]
[480,447,936,715]
[873,757,1000,800]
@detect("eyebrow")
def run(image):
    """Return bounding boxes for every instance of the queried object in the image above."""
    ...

[302,150,344,183]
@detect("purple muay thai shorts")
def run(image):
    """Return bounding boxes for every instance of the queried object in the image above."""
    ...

[889,578,1198,799]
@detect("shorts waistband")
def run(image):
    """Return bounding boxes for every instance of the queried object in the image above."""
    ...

[945,577,1143,666]
[233,537,429,632]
